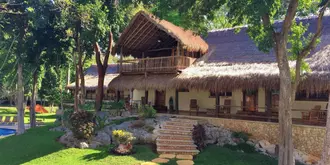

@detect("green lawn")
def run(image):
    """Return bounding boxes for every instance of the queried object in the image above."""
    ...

[0,106,57,124]
[0,124,283,165]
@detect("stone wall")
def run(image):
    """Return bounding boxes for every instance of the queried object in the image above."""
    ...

[166,115,326,157]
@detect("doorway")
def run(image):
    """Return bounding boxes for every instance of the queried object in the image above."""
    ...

[243,90,258,111]
[154,90,167,113]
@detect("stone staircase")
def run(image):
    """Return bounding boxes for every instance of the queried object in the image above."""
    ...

[156,118,200,155]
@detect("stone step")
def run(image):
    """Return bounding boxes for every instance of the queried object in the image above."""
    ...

[157,144,197,150]
[159,129,192,135]
[165,121,196,127]
[156,139,194,145]
[162,125,193,131]
[158,135,192,141]
[170,118,198,124]
[157,148,200,155]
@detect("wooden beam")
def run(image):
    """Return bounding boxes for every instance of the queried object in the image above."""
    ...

[242,90,246,111]
[145,90,149,105]
[116,90,120,102]
[266,89,273,120]
[123,18,150,46]
[125,22,154,49]
[147,48,173,52]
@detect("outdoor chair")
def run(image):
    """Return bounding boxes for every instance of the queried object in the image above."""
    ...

[3,116,11,124]
[189,99,199,116]
[11,116,18,125]
[301,105,323,124]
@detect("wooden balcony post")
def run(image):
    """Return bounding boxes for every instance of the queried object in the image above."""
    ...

[120,47,123,73]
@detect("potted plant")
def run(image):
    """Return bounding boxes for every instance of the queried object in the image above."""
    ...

[112,130,136,155]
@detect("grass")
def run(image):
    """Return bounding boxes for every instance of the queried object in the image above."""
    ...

[0,106,57,124]
[0,107,296,165]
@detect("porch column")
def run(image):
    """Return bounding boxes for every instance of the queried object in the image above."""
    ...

[145,90,149,105]
[116,90,121,102]
[266,89,272,121]
[119,47,123,73]
[215,92,220,117]
[242,90,246,111]
[175,89,179,113]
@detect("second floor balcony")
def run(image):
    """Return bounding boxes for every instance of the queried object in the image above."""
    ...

[120,56,196,74]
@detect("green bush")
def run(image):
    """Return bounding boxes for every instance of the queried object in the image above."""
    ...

[138,105,156,118]
[79,103,94,111]
[232,131,251,142]
[60,108,74,127]
[193,124,206,151]
[143,125,155,133]
[69,110,95,140]
[112,130,135,144]
[224,143,257,153]
[95,115,111,131]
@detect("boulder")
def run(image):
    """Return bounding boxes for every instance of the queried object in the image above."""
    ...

[79,142,89,149]
[59,131,77,148]
[92,131,111,145]
[264,145,276,155]
[89,141,102,149]
[203,124,236,146]
[258,140,271,149]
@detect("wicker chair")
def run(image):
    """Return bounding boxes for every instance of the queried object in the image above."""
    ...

[189,99,199,116]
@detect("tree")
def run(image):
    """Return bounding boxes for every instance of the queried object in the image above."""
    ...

[164,0,329,165]
[94,31,113,111]
[0,0,29,134]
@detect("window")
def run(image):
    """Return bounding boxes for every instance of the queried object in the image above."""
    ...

[209,91,232,98]
[296,90,329,101]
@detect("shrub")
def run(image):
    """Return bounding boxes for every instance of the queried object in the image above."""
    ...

[112,130,135,144]
[232,131,251,142]
[79,103,94,111]
[224,143,257,153]
[69,110,95,140]
[143,125,155,133]
[95,115,110,131]
[192,124,206,151]
[60,108,74,127]
[138,105,156,118]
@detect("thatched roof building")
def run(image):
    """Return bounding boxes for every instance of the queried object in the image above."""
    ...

[67,64,119,90]
[170,16,330,93]
[115,10,208,57]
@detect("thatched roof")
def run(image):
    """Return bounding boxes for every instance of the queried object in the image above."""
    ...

[67,64,119,91]
[108,74,177,90]
[170,16,330,92]
[115,11,208,57]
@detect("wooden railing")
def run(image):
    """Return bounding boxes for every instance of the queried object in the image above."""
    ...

[177,105,328,126]
[120,56,196,73]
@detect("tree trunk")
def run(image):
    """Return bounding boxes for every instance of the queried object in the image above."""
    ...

[16,62,25,134]
[30,70,37,128]
[276,42,294,165]
[73,21,81,112]
[95,69,105,111]
[94,32,113,111]
[78,54,85,105]
[74,54,80,112]
[320,93,330,165]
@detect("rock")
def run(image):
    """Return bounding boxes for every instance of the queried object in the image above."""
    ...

[176,160,194,165]
[246,140,255,146]
[89,141,102,149]
[203,124,236,146]
[151,158,169,163]
[79,142,89,149]
[258,140,271,149]
[305,155,320,165]
[159,154,176,159]
[176,155,193,160]
[59,131,77,148]
[140,162,158,165]
[92,131,111,145]
[264,145,276,155]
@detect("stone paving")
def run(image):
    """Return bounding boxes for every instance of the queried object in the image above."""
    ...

[150,154,195,165]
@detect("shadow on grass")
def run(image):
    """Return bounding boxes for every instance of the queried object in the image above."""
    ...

[82,144,159,163]
[0,125,65,165]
